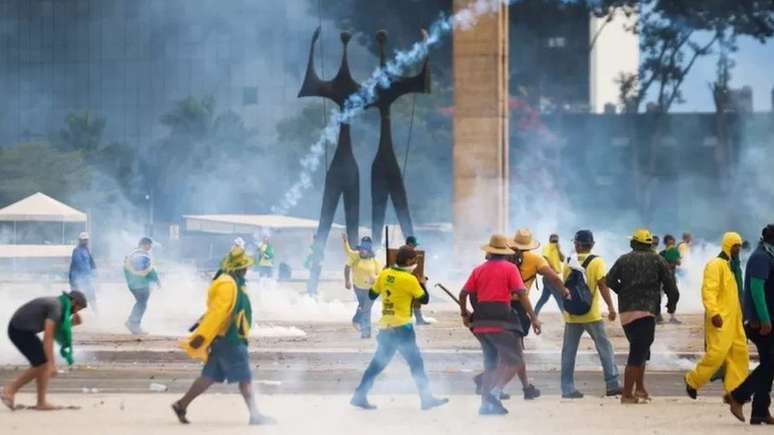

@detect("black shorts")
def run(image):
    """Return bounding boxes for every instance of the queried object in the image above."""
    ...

[511,303,530,337]
[7,324,47,367]
[623,316,655,367]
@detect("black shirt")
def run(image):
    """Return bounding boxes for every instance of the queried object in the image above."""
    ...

[743,244,774,322]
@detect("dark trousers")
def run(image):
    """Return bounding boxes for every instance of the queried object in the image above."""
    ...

[354,325,431,398]
[535,276,564,315]
[127,287,150,329]
[352,287,373,337]
[731,326,773,418]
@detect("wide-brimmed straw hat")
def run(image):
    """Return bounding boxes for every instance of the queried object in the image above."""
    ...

[481,234,515,256]
[509,228,540,251]
[221,245,255,272]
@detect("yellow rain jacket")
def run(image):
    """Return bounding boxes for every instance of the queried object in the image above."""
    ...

[179,274,242,362]
[685,232,749,392]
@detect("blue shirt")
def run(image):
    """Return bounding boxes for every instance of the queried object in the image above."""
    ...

[69,245,96,282]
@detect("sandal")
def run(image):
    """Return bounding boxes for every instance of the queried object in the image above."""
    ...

[171,401,189,424]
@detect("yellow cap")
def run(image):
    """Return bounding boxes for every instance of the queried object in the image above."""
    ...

[632,228,653,245]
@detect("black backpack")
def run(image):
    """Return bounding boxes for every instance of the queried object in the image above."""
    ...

[563,255,597,315]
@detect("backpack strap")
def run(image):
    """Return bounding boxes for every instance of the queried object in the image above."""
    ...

[581,255,598,269]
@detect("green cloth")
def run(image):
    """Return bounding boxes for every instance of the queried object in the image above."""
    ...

[660,247,681,265]
[225,272,252,344]
[750,277,771,324]
[54,293,74,366]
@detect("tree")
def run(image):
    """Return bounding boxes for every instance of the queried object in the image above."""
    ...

[58,112,106,153]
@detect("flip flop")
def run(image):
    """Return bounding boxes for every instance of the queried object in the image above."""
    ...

[171,402,189,424]
[1,388,15,411]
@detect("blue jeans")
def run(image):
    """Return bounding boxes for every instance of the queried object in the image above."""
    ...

[354,325,431,399]
[534,276,564,315]
[128,287,150,329]
[561,320,620,395]
[352,287,373,337]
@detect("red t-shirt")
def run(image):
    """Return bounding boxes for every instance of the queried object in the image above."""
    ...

[464,259,526,333]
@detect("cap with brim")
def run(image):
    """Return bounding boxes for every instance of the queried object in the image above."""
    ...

[481,234,515,256]
[78,232,90,240]
[509,228,540,251]
[574,230,594,244]
[406,236,419,247]
[631,228,654,245]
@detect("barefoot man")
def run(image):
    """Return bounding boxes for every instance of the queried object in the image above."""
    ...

[2,290,87,411]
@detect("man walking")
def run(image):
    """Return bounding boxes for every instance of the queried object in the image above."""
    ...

[560,230,622,399]
[124,237,161,335]
[173,245,274,425]
[69,232,97,312]
[535,233,566,315]
[607,229,679,404]
[460,234,541,415]
[344,235,381,339]
[350,245,448,411]
[2,291,87,411]
[685,232,749,400]
[728,224,774,425]
[658,234,682,324]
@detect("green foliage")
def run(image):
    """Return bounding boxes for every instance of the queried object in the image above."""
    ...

[58,112,106,153]
[0,141,91,206]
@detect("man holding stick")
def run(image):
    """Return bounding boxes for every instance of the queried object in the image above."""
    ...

[458,234,542,415]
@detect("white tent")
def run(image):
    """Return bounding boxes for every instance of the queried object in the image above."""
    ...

[0,192,87,257]
[0,192,87,222]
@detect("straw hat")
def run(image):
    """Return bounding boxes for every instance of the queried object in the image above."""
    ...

[510,228,540,251]
[221,245,255,272]
[481,234,515,256]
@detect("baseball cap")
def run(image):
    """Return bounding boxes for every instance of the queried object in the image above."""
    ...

[574,230,594,244]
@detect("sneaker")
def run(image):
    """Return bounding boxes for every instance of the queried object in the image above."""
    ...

[655,314,665,324]
[479,394,508,416]
[415,319,432,326]
[350,394,377,410]
[562,390,584,399]
[420,396,449,410]
[499,392,511,400]
[523,384,541,400]
[685,381,697,400]
[606,387,623,397]
[249,413,277,425]
[750,416,774,425]
[668,317,683,325]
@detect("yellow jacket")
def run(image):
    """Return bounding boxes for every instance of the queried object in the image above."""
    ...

[701,232,743,320]
[179,274,238,362]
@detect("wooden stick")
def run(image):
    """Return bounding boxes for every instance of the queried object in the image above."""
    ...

[434,283,461,306]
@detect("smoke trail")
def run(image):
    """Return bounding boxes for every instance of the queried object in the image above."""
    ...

[271,0,511,215]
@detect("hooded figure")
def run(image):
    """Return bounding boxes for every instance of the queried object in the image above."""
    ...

[686,232,749,397]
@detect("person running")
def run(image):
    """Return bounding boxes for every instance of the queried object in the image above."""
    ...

[2,291,87,411]
[534,233,566,315]
[256,235,274,278]
[560,229,622,399]
[350,245,448,411]
[172,246,274,426]
[406,236,431,326]
[460,234,541,415]
[728,224,774,425]
[69,232,97,312]
[607,228,679,404]
[658,234,683,324]
[685,232,749,401]
[123,237,161,335]
[344,235,382,339]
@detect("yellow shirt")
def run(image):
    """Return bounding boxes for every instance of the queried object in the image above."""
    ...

[346,253,381,289]
[542,243,563,274]
[372,267,425,328]
[562,253,606,323]
[518,251,549,293]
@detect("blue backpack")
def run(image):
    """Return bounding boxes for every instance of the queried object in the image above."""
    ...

[563,255,597,315]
